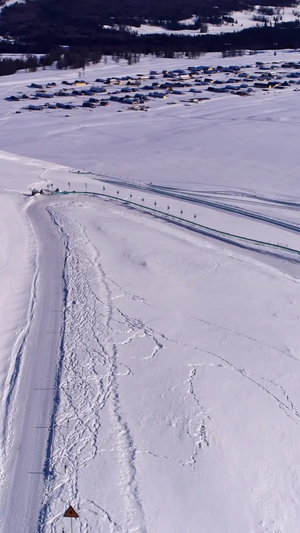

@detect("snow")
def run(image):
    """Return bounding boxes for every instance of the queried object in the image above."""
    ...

[1,50,300,532]
[0,0,25,12]
[122,5,300,35]
[178,15,199,26]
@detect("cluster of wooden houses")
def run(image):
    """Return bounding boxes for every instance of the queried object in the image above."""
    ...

[4,58,300,113]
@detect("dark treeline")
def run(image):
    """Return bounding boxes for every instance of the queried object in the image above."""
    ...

[0,0,296,26]
[0,48,145,76]
[1,18,300,77]
[0,21,299,58]
[0,0,299,61]
[0,55,39,76]
[0,0,296,45]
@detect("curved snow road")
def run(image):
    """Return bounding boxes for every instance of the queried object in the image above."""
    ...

[1,198,65,532]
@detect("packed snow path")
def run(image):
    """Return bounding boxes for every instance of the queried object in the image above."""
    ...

[2,191,300,532]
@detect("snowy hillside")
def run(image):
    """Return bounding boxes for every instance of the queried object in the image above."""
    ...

[1,50,300,532]
[109,5,300,35]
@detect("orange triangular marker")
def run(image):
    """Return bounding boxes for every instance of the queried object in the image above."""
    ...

[64,505,79,518]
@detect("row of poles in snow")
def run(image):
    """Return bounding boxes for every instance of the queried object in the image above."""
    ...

[102,184,198,220]
[61,181,199,220]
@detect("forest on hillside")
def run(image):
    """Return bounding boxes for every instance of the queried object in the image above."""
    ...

[0,0,299,55]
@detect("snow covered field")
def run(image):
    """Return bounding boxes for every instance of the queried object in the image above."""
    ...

[1,50,300,532]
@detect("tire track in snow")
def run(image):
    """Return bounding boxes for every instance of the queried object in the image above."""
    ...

[0,225,39,495]
[94,177,300,269]
[191,347,300,426]
[146,327,300,430]
[1,265,38,444]
[38,208,73,532]
[98,176,300,235]
[194,316,300,363]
